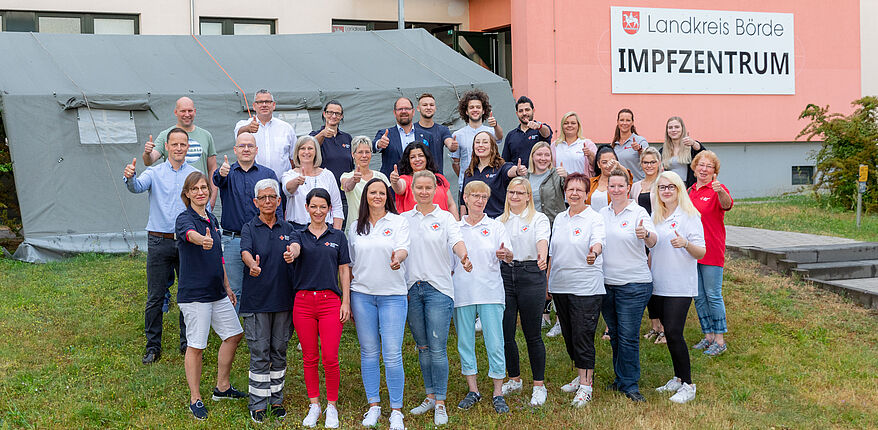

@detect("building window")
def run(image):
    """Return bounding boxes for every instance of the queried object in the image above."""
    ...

[0,11,138,34]
[200,18,275,35]
[792,166,814,185]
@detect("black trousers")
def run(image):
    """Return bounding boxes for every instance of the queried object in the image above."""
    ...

[553,293,603,370]
[145,235,186,352]
[649,295,693,384]
[501,261,547,381]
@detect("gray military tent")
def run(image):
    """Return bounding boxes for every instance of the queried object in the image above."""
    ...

[0,29,515,262]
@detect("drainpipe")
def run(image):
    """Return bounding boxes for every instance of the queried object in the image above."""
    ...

[398,0,405,29]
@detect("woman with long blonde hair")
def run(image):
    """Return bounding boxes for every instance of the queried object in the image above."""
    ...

[552,111,598,177]
[660,117,705,188]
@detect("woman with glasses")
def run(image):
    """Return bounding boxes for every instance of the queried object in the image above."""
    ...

[631,147,667,344]
[340,136,389,225]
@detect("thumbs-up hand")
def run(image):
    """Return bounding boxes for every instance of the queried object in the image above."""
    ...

[635,219,648,240]
[670,230,688,248]
[249,255,262,277]
[202,227,214,250]
[460,254,473,272]
[293,174,306,187]
[448,136,459,152]
[495,242,512,263]
[389,164,400,185]
[682,134,695,147]
[352,169,363,183]
[586,243,600,265]
[631,140,642,152]
[219,155,231,177]
[377,129,390,149]
[143,135,154,155]
[556,161,568,178]
[123,158,137,179]
[487,112,497,127]
[283,243,299,263]
[527,120,541,130]
[322,126,337,139]
[390,250,402,271]
[515,158,528,177]
[711,174,724,193]
[585,145,596,162]
[247,117,259,133]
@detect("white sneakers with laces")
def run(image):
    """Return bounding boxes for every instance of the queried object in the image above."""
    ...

[561,375,581,393]
[409,397,435,415]
[571,385,593,407]
[530,385,548,406]
[669,383,696,403]
[655,377,683,393]
[546,320,562,337]
[362,405,381,427]
[501,379,523,395]
[389,410,405,430]
[302,404,321,428]
[324,405,339,428]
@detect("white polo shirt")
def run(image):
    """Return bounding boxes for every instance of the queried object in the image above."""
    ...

[553,138,597,176]
[599,202,655,285]
[452,215,511,307]
[650,206,705,297]
[548,207,606,296]
[348,212,410,296]
[501,209,550,261]
[234,116,297,181]
[281,168,344,224]
[402,204,464,299]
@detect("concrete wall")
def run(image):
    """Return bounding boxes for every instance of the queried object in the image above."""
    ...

[705,142,822,198]
[1,0,471,34]
[862,0,878,96]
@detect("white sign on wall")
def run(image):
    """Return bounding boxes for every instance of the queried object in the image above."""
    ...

[610,6,795,94]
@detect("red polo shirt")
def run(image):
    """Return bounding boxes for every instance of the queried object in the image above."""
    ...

[688,182,733,267]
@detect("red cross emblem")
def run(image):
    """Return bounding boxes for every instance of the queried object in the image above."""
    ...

[522,225,529,232]
[430,223,440,231]
[573,228,582,236]
[481,228,490,237]
[383,228,392,236]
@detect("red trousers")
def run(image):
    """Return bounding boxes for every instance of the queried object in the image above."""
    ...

[293,290,343,401]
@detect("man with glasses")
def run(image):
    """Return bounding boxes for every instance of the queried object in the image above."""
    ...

[235,89,297,183]
[142,97,219,210]
[213,132,282,311]
[373,97,436,180]
[311,100,354,226]
[124,128,199,364]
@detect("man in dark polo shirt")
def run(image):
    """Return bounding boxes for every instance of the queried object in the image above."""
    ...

[311,100,354,227]
[414,93,458,173]
[213,132,281,312]
[239,178,300,423]
[502,96,552,168]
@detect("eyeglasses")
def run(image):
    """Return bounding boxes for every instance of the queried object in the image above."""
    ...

[696,163,715,169]
[658,184,677,191]
[395,107,413,112]
[235,144,256,149]
[642,160,658,165]
[189,185,209,193]
[467,194,489,201]
[325,111,343,117]
[255,195,279,201]
[254,100,274,105]
[507,190,529,196]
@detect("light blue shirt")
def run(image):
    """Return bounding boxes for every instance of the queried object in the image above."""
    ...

[397,124,416,149]
[125,161,198,233]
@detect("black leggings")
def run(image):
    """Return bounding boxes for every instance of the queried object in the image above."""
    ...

[646,296,661,320]
[649,296,692,384]
[501,261,547,381]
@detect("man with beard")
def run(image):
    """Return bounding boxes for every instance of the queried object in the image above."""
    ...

[501,96,552,168]
[373,97,435,180]
[451,90,503,189]
[414,93,458,173]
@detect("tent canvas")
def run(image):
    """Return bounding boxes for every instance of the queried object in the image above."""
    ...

[0,29,515,262]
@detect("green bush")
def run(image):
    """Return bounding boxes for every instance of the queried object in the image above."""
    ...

[798,96,878,212]
[0,108,21,233]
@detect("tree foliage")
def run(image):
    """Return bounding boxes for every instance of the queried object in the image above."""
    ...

[798,96,878,212]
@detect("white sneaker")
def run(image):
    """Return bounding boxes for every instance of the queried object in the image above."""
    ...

[302,404,321,428]
[433,404,448,426]
[655,377,683,393]
[571,385,593,407]
[297,342,302,351]
[561,376,581,393]
[501,379,523,395]
[530,385,548,406]
[362,405,381,427]
[474,316,482,332]
[546,320,562,337]
[389,410,405,430]
[541,317,551,328]
[324,405,339,428]
[409,397,435,415]
[669,383,696,404]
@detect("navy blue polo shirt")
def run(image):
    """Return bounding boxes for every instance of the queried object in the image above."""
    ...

[293,226,351,296]
[502,125,553,168]
[311,127,354,186]
[175,207,226,304]
[239,215,297,313]
[462,162,514,218]
[415,123,452,172]
[213,162,281,233]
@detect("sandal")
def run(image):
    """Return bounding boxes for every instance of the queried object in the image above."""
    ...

[654,332,667,344]
[644,329,659,340]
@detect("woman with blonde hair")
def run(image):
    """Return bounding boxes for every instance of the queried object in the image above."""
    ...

[660,116,705,188]
[497,177,551,406]
[340,136,390,225]
[649,171,706,404]
[552,111,597,177]
[282,135,344,230]
[526,142,567,226]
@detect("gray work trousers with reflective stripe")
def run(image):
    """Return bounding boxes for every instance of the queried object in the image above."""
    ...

[242,311,293,411]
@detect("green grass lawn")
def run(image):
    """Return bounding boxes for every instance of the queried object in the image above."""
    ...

[727,195,878,242]
[1,254,876,429]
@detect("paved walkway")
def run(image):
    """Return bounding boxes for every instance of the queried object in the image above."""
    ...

[725,226,858,249]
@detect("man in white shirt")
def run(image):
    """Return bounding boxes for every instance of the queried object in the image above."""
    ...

[234,89,297,182]
[451,90,503,188]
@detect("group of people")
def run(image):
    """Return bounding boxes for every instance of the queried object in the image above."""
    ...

[122,89,733,427]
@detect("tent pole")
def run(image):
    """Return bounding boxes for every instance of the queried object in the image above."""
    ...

[398,0,405,29]
[190,0,196,35]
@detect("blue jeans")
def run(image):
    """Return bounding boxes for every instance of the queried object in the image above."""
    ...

[351,291,408,409]
[221,235,243,313]
[601,282,652,393]
[694,264,727,334]
[407,281,454,401]
[454,304,506,379]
